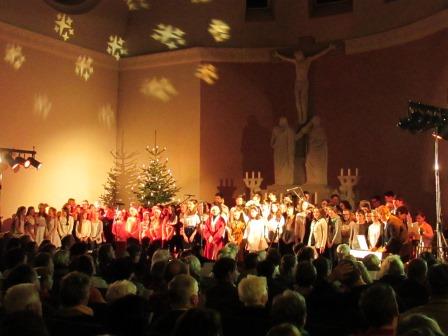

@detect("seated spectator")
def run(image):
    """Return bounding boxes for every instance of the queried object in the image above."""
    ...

[402,263,448,334]
[237,252,258,282]
[106,280,137,302]
[69,255,106,304]
[2,247,27,277]
[149,274,199,336]
[267,323,302,336]
[205,257,240,319]
[0,311,49,336]
[164,259,188,283]
[107,294,152,336]
[47,271,104,336]
[231,275,270,336]
[336,244,350,263]
[379,255,407,292]
[33,252,54,276]
[294,261,317,297]
[3,283,42,316]
[257,259,286,307]
[3,264,39,292]
[359,283,399,336]
[362,254,381,280]
[397,258,429,311]
[397,313,444,336]
[297,247,315,263]
[275,254,297,289]
[270,290,308,336]
[171,308,223,336]
[151,249,171,269]
[181,254,202,283]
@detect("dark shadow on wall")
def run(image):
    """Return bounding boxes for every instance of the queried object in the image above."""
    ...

[216,178,237,207]
[241,114,274,188]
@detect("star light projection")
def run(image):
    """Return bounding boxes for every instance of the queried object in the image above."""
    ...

[107,35,127,60]
[98,104,116,129]
[34,94,52,120]
[208,19,231,42]
[141,78,178,102]
[124,0,150,10]
[195,64,218,85]
[4,44,25,70]
[54,13,74,41]
[75,56,94,81]
[151,24,186,49]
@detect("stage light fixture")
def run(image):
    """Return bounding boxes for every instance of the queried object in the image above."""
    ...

[15,156,30,168]
[28,157,42,169]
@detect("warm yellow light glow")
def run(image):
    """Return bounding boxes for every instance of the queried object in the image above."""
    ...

[75,55,94,81]
[208,19,231,42]
[107,35,128,60]
[151,24,186,49]
[4,44,25,70]
[98,104,116,129]
[140,77,178,102]
[124,0,150,10]
[54,13,74,41]
[195,64,219,85]
[34,94,52,120]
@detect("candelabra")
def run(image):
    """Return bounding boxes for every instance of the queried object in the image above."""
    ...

[337,168,359,208]
[243,171,263,197]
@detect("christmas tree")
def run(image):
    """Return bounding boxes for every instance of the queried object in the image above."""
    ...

[135,140,180,206]
[100,166,120,206]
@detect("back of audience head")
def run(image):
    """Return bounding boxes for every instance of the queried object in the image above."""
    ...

[280,254,297,276]
[313,256,331,281]
[107,295,151,336]
[61,234,75,251]
[3,247,27,271]
[106,280,137,302]
[182,254,202,280]
[420,252,437,268]
[428,263,448,297]
[172,308,223,336]
[379,255,405,278]
[297,247,315,263]
[407,258,427,283]
[266,248,281,266]
[267,323,302,336]
[359,283,398,330]
[4,283,42,316]
[295,261,317,288]
[338,259,364,287]
[363,254,381,271]
[69,254,95,277]
[151,248,171,269]
[164,259,188,283]
[59,271,91,307]
[244,252,259,271]
[336,244,350,261]
[212,257,237,283]
[3,264,39,292]
[0,311,49,336]
[271,290,306,329]
[69,242,88,259]
[53,249,70,269]
[238,275,268,307]
[33,252,54,275]
[168,274,199,309]
[257,259,275,280]
[397,313,444,336]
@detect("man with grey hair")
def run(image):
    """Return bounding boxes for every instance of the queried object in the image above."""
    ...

[271,290,308,335]
[149,274,199,336]
[3,283,42,316]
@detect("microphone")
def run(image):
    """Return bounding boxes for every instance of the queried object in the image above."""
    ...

[184,194,195,197]
[286,186,300,192]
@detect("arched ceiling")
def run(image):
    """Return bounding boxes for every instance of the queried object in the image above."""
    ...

[0,0,447,57]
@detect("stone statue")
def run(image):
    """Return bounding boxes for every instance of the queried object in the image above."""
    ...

[274,44,335,125]
[271,117,295,185]
[296,116,327,185]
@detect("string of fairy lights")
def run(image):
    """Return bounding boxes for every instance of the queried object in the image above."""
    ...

[3,0,225,88]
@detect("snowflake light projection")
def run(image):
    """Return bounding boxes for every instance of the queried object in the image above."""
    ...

[124,0,150,10]
[208,19,231,42]
[151,24,186,49]
[195,64,218,85]
[141,77,178,102]
[107,35,127,60]
[98,104,116,129]
[75,56,94,81]
[54,13,74,41]
[4,44,25,70]
[34,94,52,120]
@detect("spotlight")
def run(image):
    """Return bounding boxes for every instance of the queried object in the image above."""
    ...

[28,157,42,169]
[15,156,30,168]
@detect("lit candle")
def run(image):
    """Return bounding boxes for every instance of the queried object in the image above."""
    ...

[245,172,248,179]
[280,193,283,202]
[314,192,318,204]
[355,168,359,176]
[348,168,351,176]
[258,171,261,178]
[340,168,343,176]
[251,171,255,178]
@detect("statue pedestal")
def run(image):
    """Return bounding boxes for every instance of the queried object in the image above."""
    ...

[266,183,331,204]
